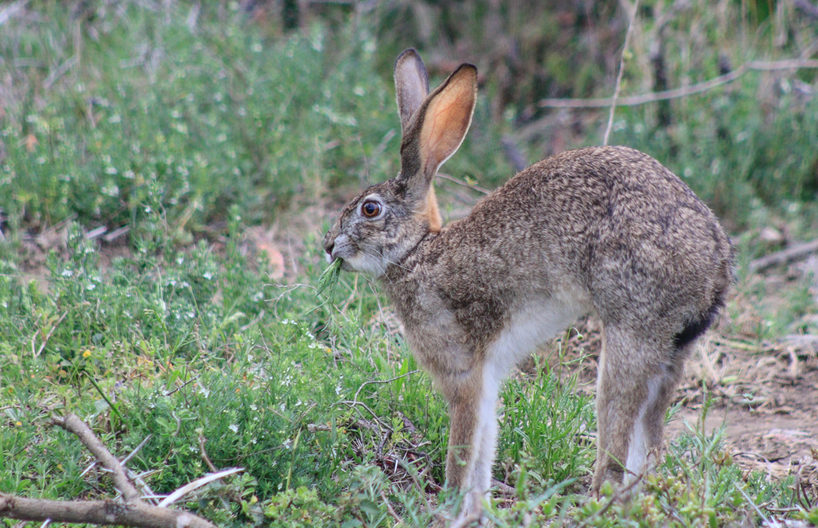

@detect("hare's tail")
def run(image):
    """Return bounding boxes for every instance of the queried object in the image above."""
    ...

[672,284,728,351]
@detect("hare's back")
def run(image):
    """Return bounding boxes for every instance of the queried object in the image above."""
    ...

[495,146,732,327]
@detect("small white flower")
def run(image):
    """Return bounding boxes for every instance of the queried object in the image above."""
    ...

[228,424,239,433]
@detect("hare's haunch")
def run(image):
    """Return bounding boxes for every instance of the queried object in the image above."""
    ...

[324,49,733,523]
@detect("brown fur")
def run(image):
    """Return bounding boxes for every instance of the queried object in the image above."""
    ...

[323,49,734,523]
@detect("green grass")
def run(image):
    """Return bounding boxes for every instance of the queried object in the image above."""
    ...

[1,1,817,527]
[2,225,814,525]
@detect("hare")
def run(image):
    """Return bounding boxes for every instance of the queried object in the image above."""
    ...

[323,49,733,524]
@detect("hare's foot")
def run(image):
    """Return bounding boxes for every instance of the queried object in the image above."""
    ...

[449,490,485,528]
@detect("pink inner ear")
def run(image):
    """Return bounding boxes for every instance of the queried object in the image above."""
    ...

[419,68,476,176]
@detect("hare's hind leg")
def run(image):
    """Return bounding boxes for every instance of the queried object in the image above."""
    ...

[445,366,503,524]
[592,325,672,492]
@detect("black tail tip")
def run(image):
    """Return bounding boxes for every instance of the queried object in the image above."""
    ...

[673,294,726,351]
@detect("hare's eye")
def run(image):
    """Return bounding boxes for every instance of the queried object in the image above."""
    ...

[361,201,381,218]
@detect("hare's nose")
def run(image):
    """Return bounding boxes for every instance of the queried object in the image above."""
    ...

[324,240,335,261]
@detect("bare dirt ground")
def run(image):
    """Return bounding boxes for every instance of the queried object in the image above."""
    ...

[673,258,818,490]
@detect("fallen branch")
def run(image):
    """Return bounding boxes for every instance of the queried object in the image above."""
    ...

[53,414,140,501]
[0,495,212,528]
[604,0,641,145]
[538,59,818,109]
[0,413,217,528]
[748,237,818,273]
[157,468,244,508]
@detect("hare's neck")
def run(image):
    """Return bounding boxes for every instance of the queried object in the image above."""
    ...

[380,231,438,292]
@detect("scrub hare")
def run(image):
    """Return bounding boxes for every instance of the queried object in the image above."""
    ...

[323,49,733,523]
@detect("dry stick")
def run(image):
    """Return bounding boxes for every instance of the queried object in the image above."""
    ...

[748,237,818,273]
[34,311,68,359]
[352,370,420,404]
[380,490,403,525]
[436,172,491,195]
[541,59,818,109]
[0,414,217,528]
[603,0,641,146]
[53,414,140,502]
[198,435,218,473]
[157,468,244,508]
[0,494,213,528]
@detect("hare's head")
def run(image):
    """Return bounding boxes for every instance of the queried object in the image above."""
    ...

[323,50,477,277]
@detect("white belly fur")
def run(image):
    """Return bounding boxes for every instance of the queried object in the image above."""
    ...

[487,297,588,377]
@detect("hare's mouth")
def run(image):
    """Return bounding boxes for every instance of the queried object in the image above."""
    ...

[324,250,352,272]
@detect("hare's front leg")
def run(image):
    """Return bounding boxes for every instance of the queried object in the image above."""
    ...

[445,367,502,524]
[592,325,676,492]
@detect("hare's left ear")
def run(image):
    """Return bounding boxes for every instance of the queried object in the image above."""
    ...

[394,49,430,131]
[415,64,477,179]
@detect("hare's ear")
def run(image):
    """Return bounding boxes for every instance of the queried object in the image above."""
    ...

[394,49,430,131]
[413,63,477,183]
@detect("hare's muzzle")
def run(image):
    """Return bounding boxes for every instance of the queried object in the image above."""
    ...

[323,241,335,263]
[322,227,338,263]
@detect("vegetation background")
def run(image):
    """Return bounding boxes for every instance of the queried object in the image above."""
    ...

[1,0,817,526]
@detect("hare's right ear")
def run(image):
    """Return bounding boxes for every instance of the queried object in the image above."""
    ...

[407,63,477,186]
[394,49,429,131]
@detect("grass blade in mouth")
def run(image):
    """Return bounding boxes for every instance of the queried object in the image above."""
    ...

[317,258,342,295]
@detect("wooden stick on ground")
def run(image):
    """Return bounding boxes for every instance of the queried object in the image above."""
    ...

[748,238,818,273]
[52,414,141,502]
[0,413,217,528]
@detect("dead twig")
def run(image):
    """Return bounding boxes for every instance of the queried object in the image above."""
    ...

[157,468,244,508]
[748,238,818,273]
[381,490,403,525]
[436,172,490,195]
[43,55,78,90]
[539,59,818,109]
[604,0,641,146]
[353,370,420,404]
[52,414,140,502]
[0,494,214,527]
[198,434,218,473]
[0,413,217,528]
[34,311,68,359]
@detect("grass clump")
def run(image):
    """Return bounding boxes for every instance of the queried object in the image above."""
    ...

[317,258,343,296]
